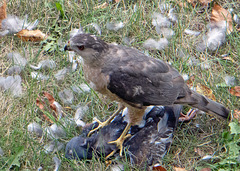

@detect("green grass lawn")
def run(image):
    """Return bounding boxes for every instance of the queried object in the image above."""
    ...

[0,0,239,170]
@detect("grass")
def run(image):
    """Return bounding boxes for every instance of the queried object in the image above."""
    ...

[0,0,239,170]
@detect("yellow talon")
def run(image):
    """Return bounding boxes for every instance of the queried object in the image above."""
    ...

[87,104,124,137]
[106,123,132,158]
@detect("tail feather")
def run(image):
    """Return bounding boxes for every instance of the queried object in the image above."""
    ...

[176,89,230,118]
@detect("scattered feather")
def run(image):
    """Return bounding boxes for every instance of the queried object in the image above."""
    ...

[106,21,124,31]
[31,72,49,80]
[69,28,84,38]
[168,8,178,23]
[152,12,171,27]
[0,147,4,156]
[74,105,89,121]
[68,51,75,63]
[71,61,78,71]
[58,89,74,105]
[196,25,226,52]
[75,119,86,127]
[111,163,124,171]
[156,27,175,38]
[224,75,236,86]
[143,38,168,50]
[29,59,56,70]
[7,52,27,67]
[44,140,64,154]
[54,67,70,81]
[72,83,91,94]
[0,15,38,35]
[182,74,189,81]
[0,75,22,96]
[27,122,43,137]
[201,155,214,160]
[45,124,66,139]
[53,156,61,171]
[184,29,201,36]
[7,65,22,75]
[233,14,239,24]
[89,23,101,35]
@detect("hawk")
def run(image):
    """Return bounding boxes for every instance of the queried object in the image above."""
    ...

[64,33,229,158]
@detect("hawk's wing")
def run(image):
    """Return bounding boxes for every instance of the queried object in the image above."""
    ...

[102,45,185,107]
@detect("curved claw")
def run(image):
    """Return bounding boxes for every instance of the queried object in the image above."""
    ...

[87,105,124,137]
[108,134,131,157]
[87,117,108,137]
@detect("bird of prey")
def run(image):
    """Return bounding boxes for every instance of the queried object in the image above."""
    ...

[64,33,229,158]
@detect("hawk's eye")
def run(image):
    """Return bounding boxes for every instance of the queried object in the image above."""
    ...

[78,45,85,51]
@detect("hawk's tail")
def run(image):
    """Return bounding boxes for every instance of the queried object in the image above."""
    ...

[176,87,230,118]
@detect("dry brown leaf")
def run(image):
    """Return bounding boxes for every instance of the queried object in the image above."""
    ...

[16,29,47,42]
[233,110,240,123]
[229,86,240,97]
[196,83,216,101]
[94,2,108,9]
[186,76,216,101]
[36,92,61,123]
[36,98,54,123]
[0,0,7,28]
[174,167,187,171]
[153,165,167,171]
[211,3,233,34]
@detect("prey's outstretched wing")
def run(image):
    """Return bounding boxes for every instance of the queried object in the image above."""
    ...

[102,45,185,107]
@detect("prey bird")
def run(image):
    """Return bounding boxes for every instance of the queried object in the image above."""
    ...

[64,33,229,158]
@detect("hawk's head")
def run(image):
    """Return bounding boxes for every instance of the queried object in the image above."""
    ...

[64,34,109,65]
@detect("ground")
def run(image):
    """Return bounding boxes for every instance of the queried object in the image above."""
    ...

[0,0,239,170]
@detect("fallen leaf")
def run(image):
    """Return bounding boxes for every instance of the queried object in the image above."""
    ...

[0,0,7,28]
[196,83,216,101]
[233,110,240,123]
[43,92,55,105]
[36,92,62,123]
[210,3,233,34]
[174,167,187,171]
[153,165,167,171]
[16,29,47,42]
[229,86,240,97]
[36,98,54,123]
[94,2,108,9]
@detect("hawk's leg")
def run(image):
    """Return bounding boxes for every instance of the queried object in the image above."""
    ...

[106,122,132,159]
[179,109,198,122]
[88,104,124,137]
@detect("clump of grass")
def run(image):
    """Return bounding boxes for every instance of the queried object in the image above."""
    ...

[0,0,239,170]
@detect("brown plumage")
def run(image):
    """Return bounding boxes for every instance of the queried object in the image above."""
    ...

[64,33,229,157]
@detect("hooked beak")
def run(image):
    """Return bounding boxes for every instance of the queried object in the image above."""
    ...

[64,41,72,51]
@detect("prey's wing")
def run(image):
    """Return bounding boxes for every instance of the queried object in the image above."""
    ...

[102,45,185,107]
